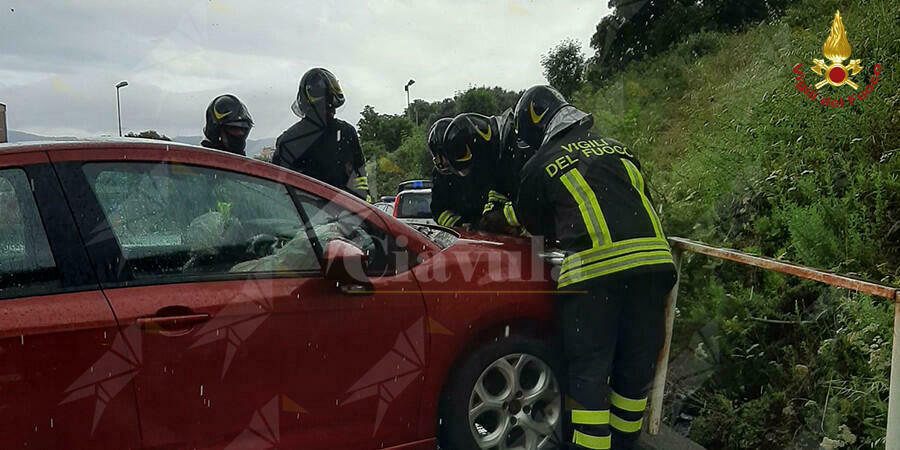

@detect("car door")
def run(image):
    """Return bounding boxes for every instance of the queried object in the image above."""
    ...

[0,152,140,448]
[265,187,428,449]
[54,157,322,448]
[52,147,427,448]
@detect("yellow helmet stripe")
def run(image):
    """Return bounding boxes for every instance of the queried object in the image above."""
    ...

[456,145,473,162]
[530,102,547,124]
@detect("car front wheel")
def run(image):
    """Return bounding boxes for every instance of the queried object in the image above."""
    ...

[439,335,563,450]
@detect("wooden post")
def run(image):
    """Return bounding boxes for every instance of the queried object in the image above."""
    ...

[648,248,682,435]
[887,296,900,449]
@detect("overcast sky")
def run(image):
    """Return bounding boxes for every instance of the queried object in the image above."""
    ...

[0,0,609,139]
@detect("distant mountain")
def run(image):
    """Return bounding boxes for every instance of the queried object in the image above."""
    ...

[8,130,78,142]
[6,130,275,157]
[171,135,275,157]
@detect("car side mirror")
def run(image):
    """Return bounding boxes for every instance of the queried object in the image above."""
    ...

[323,239,372,294]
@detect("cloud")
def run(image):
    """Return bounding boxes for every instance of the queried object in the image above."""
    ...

[0,0,609,138]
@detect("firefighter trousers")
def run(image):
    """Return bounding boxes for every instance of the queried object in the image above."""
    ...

[556,270,677,450]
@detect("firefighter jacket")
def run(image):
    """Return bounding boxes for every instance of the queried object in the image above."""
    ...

[273,118,369,201]
[430,166,491,227]
[515,108,675,288]
[431,111,526,230]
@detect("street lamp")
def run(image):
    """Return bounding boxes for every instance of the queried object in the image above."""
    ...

[404,79,415,123]
[115,80,129,137]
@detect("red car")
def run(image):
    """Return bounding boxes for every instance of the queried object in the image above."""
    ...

[0,141,563,449]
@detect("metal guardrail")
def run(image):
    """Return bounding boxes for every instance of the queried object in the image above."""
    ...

[647,237,900,448]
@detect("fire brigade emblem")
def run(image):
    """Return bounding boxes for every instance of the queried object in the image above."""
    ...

[811,11,862,89]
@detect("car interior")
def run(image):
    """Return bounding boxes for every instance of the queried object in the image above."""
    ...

[0,169,61,299]
[78,161,401,283]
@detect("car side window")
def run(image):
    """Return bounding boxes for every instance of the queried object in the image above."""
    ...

[0,168,62,299]
[82,162,320,283]
[292,189,411,277]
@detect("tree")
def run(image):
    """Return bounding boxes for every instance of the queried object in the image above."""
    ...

[486,87,522,112]
[126,130,171,141]
[370,128,430,196]
[357,105,415,153]
[254,147,274,163]
[586,0,789,83]
[454,88,498,116]
[398,86,522,129]
[420,98,457,129]
[406,99,435,127]
[541,39,586,98]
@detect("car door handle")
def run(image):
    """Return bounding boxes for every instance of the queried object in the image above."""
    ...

[339,282,375,296]
[137,313,210,335]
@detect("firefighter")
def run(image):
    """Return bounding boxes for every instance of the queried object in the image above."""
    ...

[439,110,526,234]
[427,117,454,177]
[513,85,677,450]
[201,94,254,156]
[426,117,469,226]
[273,68,370,201]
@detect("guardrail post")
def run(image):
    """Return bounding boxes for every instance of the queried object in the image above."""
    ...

[648,247,682,435]
[887,294,900,449]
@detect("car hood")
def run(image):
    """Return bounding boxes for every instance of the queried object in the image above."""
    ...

[451,228,566,266]
[453,229,531,249]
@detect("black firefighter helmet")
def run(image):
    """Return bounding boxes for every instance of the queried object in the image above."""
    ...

[203,94,254,154]
[427,118,453,175]
[442,113,495,177]
[514,85,568,150]
[291,67,345,127]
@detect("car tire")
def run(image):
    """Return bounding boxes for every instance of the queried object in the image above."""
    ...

[439,335,564,450]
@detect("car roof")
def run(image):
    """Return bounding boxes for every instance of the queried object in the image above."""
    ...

[397,188,431,195]
[0,138,210,155]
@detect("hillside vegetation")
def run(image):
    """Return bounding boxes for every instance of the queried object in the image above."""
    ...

[573,0,899,447]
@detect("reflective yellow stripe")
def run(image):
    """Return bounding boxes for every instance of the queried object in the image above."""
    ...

[483,202,496,214]
[561,237,670,275]
[610,413,643,433]
[558,252,674,288]
[621,159,663,239]
[503,203,520,227]
[610,391,647,413]
[488,190,509,202]
[560,170,611,248]
[573,430,611,449]
[439,211,460,227]
[446,214,461,227]
[572,409,609,425]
